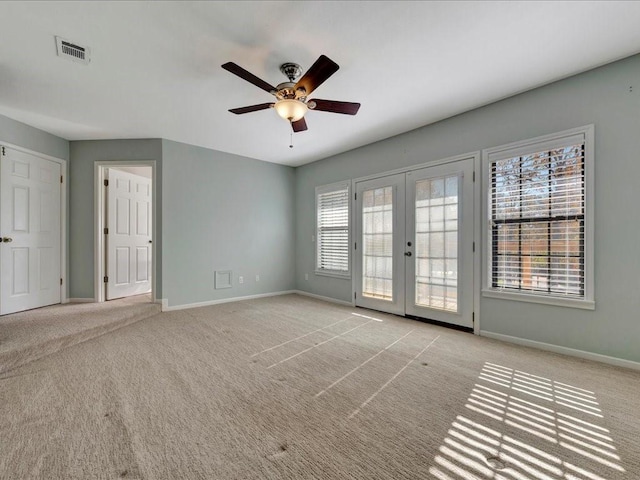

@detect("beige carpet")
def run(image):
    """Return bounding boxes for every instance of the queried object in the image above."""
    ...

[0,294,160,374]
[1,294,638,479]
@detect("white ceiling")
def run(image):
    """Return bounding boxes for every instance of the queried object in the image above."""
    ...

[1,1,639,167]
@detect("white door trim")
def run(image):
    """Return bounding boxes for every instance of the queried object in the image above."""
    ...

[0,141,67,306]
[350,151,482,334]
[94,161,156,303]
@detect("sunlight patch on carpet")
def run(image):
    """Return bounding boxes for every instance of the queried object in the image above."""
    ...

[429,362,624,479]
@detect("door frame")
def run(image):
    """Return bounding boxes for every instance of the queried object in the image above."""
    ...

[350,151,482,334]
[94,161,156,303]
[0,141,68,309]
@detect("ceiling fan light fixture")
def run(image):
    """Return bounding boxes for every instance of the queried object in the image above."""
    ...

[223,55,359,134]
[274,99,308,122]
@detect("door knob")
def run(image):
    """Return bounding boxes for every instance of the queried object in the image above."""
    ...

[148,240,152,244]
[2,237,13,243]
[404,251,412,257]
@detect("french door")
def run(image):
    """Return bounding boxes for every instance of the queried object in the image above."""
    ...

[355,173,406,315]
[355,158,474,328]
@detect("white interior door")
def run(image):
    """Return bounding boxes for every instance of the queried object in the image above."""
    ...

[106,169,152,300]
[354,173,406,315]
[0,146,61,315]
[355,158,474,328]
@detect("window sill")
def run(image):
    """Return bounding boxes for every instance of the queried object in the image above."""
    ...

[315,270,351,280]
[482,289,595,310]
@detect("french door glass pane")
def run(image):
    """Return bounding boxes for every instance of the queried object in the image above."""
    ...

[415,175,459,312]
[362,186,393,300]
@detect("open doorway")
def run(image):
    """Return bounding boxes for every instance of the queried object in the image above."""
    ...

[95,162,155,303]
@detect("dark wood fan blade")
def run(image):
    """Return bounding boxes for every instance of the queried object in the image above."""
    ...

[291,117,308,132]
[294,55,339,96]
[222,62,276,94]
[229,103,274,114]
[309,99,360,115]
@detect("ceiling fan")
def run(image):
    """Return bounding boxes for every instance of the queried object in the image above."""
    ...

[222,55,360,133]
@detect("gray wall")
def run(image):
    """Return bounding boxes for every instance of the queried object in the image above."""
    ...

[0,113,69,161]
[161,139,296,307]
[295,53,640,363]
[68,139,163,299]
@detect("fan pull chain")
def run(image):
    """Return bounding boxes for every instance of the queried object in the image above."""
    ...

[289,130,294,149]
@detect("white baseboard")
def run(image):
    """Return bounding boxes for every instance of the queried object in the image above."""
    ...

[160,290,297,312]
[480,330,640,371]
[293,290,354,307]
[67,298,95,303]
[160,290,354,312]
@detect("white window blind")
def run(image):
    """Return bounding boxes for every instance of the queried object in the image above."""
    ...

[490,140,585,298]
[316,183,350,275]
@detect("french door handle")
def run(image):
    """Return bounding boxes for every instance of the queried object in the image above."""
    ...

[404,251,412,257]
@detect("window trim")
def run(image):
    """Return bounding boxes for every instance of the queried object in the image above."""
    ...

[481,125,595,309]
[315,181,351,278]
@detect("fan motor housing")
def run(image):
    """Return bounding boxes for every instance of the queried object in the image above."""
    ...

[274,82,307,101]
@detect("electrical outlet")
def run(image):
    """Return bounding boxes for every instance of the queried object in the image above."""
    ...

[305,273,309,281]
[239,276,244,284]
[255,275,260,282]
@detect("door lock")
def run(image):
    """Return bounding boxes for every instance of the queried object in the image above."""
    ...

[1,237,13,243]
[404,251,412,257]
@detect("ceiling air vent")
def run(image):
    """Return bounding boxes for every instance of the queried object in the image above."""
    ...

[55,36,90,65]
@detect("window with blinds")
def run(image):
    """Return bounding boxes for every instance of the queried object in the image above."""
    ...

[316,183,350,275]
[486,127,593,305]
